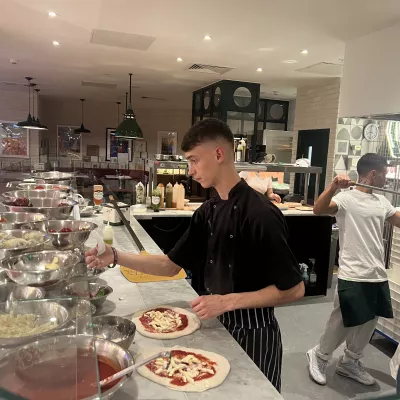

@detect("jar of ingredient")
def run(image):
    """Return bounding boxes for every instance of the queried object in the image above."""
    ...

[151,187,162,212]
[103,224,114,246]
[135,182,144,204]
[93,185,103,206]
[176,184,185,210]
[165,182,173,208]
[157,183,165,209]
[172,182,179,208]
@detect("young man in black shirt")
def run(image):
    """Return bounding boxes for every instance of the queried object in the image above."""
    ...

[86,118,304,391]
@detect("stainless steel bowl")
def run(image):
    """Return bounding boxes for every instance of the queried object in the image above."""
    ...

[84,315,136,350]
[0,229,51,257]
[2,190,68,199]
[0,283,45,303]
[62,282,113,308]
[2,198,77,220]
[0,300,70,348]
[0,335,134,399]
[17,183,72,191]
[31,171,75,185]
[0,212,48,230]
[79,205,95,217]
[1,250,80,287]
[32,220,98,250]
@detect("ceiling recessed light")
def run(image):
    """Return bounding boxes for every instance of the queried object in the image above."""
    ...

[256,67,263,72]
[48,11,57,17]
[259,47,274,51]
[300,49,308,54]
[204,35,211,41]
[282,60,298,64]
[177,57,183,62]
[52,41,60,46]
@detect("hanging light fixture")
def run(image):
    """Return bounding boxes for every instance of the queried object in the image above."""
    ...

[17,77,42,130]
[74,99,91,134]
[115,73,143,140]
[29,84,47,131]
[110,101,122,136]
[33,88,48,130]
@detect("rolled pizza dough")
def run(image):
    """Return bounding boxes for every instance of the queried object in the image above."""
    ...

[132,306,201,339]
[136,346,230,392]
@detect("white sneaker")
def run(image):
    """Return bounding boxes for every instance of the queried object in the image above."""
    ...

[306,347,328,385]
[336,356,376,386]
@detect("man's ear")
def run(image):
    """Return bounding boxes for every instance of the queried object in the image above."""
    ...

[215,146,224,162]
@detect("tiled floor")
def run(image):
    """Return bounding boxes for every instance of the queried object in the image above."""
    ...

[276,276,398,400]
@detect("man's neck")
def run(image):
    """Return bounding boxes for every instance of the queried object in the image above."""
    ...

[356,178,373,194]
[214,166,241,200]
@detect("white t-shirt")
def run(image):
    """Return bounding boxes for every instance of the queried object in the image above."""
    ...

[333,189,396,282]
[239,171,272,194]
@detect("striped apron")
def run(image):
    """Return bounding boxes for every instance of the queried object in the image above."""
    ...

[218,307,282,392]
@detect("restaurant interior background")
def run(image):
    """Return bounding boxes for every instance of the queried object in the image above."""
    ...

[2,1,400,400]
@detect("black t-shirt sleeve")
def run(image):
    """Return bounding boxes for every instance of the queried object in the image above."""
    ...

[167,206,207,270]
[251,208,302,291]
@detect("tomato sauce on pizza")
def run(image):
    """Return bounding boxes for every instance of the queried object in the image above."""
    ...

[146,350,216,386]
[139,307,189,333]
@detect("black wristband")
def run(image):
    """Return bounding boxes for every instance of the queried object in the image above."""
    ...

[109,246,118,268]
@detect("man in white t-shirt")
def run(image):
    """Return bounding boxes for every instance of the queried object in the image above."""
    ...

[239,171,281,203]
[307,153,400,386]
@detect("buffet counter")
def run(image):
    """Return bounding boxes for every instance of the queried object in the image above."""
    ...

[81,215,283,400]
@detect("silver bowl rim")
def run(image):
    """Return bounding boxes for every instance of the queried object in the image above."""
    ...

[37,221,99,236]
[62,283,114,300]
[0,229,52,252]
[1,190,69,198]
[1,199,77,210]
[0,212,49,222]
[0,250,80,274]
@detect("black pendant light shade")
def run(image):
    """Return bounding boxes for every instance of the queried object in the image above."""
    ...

[115,73,143,140]
[74,99,91,134]
[17,77,43,130]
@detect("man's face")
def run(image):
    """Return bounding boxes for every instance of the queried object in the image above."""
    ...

[185,142,223,188]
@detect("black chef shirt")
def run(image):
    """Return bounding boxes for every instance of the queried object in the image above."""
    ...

[168,179,302,296]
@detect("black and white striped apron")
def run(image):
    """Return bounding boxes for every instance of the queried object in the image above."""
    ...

[218,307,282,392]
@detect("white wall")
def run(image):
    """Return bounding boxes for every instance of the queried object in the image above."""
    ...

[291,78,341,189]
[340,22,400,117]
[39,97,192,159]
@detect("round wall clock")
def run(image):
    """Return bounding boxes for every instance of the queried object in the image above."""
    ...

[363,123,379,141]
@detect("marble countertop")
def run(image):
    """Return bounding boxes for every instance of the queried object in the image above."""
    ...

[131,208,319,219]
[83,215,283,399]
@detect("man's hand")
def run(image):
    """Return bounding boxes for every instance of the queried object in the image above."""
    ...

[330,175,352,191]
[190,295,228,320]
[85,245,113,268]
[269,193,281,203]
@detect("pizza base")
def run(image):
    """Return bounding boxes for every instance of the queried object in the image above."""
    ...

[136,346,230,392]
[132,306,201,339]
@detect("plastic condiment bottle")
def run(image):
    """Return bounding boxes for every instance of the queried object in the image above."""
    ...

[165,182,173,208]
[135,182,144,204]
[93,185,103,206]
[157,183,165,209]
[176,184,185,210]
[103,223,114,246]
[151,187,162,212]
[172,182,179,208]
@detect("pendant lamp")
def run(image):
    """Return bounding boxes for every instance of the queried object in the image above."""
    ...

[17,77,42,130]
[74,99,91,134]
[115,73,143,140]
[31,86,48,130]
[110,101,122,136]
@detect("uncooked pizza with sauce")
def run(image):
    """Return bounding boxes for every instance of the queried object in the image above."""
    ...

[132,306,201,339]
[137,346,230,392]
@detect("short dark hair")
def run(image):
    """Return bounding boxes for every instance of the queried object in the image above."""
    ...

[181,118,234,152]
[357,153,388,176]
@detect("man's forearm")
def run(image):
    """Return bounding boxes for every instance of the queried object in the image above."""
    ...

[313,185,336,215]
[116,251,181,277]
[224,282,304,311]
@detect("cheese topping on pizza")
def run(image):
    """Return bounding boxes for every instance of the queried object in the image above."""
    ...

[139,308,189,333]
[146,350,216,386]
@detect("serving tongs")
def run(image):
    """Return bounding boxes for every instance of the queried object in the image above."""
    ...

[99,350,171,387]
[351,181,400,196]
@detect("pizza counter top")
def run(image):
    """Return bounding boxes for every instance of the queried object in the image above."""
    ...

[132,208,318,220]
[83,216,283,399]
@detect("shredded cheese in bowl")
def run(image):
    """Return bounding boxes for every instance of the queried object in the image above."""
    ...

[0,313,57,338]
